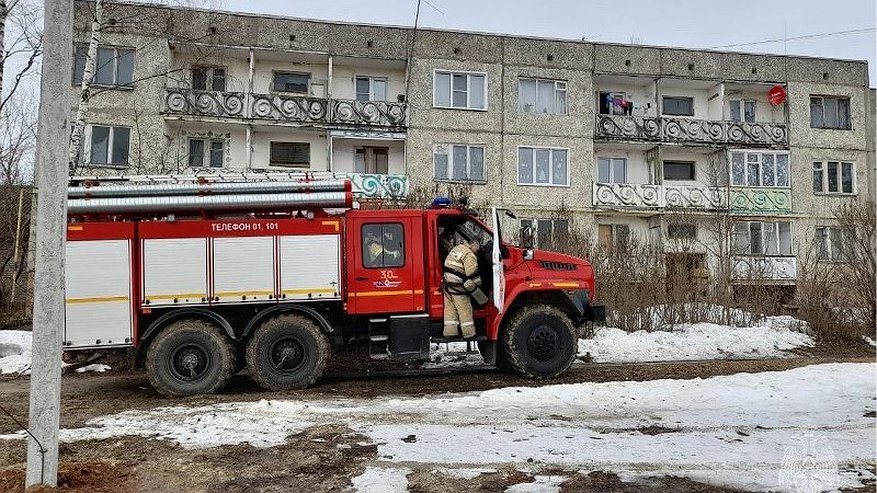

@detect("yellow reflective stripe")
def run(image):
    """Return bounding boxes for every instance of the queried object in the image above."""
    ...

[349,289,423,297]
[146,293,207,301]
[552,282,580,288]
[66,296,129,304]
[321,220,340,232]
[214,290,275,298]
[281,288,338,295]
[529,283,543,288]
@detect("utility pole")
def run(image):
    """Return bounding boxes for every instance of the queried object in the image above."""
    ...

[25,0,72,487]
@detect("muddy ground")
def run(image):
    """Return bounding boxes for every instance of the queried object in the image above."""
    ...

[0,353,873,492]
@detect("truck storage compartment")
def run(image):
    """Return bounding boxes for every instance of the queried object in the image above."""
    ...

[278,234,341,300]
[142,238,208,305]
[212,236,275,303]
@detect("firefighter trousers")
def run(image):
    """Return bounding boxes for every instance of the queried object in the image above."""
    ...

[443,290,476,338]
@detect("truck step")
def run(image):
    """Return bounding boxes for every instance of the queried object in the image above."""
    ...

[369,335,389,342]
[431,335,487,344]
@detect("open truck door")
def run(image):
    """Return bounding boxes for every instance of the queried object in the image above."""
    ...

[490,207,506,314]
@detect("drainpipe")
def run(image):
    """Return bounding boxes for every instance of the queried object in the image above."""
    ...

[327,54,333,172]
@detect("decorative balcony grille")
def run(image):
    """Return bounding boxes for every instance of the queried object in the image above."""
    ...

[165,89,246,118]
[729,188,792,213]
[250,93,329,123]
[732,256,797,281]
[593,182,725,210]
[595,114,788,147]
[331,99,407,127]
[348,173,409,199]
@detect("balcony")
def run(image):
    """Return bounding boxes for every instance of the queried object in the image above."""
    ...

[348,173,409,199]
[593,182,725,210]
[164,88,408,128]
[732,256,797,282]
[729,187,792,213]
[594,114,788,147]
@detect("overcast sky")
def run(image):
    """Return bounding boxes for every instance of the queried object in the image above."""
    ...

[222,0,876,87]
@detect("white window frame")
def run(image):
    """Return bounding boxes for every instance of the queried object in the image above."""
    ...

[518,77,568,115]
[733,220,792,256]
[187,137,226,168]
[729,150,791,188]
[433,144,486,182]
[520,218,569,248]
[432,69,488,111]
[596,156,628,184]
[662,96,695,117]
[191,66,227,92]
[85,124,130,167]
[812,160,856,195]
[517,146,570,187]
[729,99,756,123]
[354,75,388,102]
[815,226,854,262]
[74,44,135,87]
[810,95,852,130]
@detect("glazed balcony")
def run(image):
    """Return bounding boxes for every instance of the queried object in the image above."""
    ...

[592,182,726,210]
[164,88,408,128]
[594,114,788,147]
[732,256,797,282]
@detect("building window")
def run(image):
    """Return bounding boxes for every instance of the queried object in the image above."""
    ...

[812,161,855,195]
[815,226,853,262]
[598,92,631,116]
[273,72,310,93]
[729,151,790,187]
[355,76,388,102]
[433,71,486,110]
[663,161,696,181]
[733,221,792,256]
[354,147,389,174]
[662,96,694,116]
[88,125,130,166]
[188,138,225,168]
[434,144,485,182]
[73,45,134,87]
[729,99,756,123]
[667,224,697,240]
[810,96,851,129]
[598,224,630,250]
[520,218,569,249]
[518,147,568,186]
[362,223,405,269]
[518,78,567,115]
[597,157,627,184]
[192,66,226,91]
[269,142,310,167]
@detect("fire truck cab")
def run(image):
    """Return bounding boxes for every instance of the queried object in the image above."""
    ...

[64,175,605,396]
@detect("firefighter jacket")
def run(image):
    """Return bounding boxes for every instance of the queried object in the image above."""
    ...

[443,244,488,306]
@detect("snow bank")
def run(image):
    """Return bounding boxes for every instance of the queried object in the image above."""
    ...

[75,364,112,374]
[579,317,813,363]
[0,330,32,374]
[350,466,410,493]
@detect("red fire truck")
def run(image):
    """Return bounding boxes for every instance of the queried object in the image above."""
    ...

[64,174,604,396]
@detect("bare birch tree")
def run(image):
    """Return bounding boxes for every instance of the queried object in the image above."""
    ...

[67,0,102,170]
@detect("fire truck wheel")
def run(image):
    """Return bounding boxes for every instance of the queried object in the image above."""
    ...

[146,319,237,397]
[245,314,330,391]
[502,304,576,378]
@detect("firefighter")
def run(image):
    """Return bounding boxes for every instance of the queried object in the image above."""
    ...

[443,239,488,338]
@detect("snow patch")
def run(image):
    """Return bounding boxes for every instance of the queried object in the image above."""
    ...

[579,318,813,363]
[433,467,496,479]
[0,330,32,375]
[504,475,565,493]
[75,364,111,374]
[351,466,410,493]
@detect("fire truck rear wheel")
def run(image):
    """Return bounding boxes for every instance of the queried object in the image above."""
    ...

[245,314,330,391]
[502,304,576,378]
[146,319,237,397]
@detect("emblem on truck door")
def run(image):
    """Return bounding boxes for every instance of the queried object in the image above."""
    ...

[373,270,402,288]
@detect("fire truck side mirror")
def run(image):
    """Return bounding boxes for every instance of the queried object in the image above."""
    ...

[521,226,535,250]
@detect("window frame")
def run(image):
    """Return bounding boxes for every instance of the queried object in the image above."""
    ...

[729,150,791,188]
[517,146,570,187]
[520,218,569,249]
[73,44,135,88]
[733,220,793,257]
[661,96,695,117]
[598,223,630,250]
[662,160,696,181]
[354,75,389,102]
[596,156,628,184]
[667,223,697,240]
[269,141,311,168]
[191,65,227,92]
[598,91,629,116]
[86,124,131,167]
[815,226,854,263]
[272,71,311,94]
[432,69,488,111]
[187,137,226,168]
[361,222,405,269]
[729,99,757,123]
[812,160,856,195]
[433,143,487,183]
[517,77,568,115]
[810,95,852,130]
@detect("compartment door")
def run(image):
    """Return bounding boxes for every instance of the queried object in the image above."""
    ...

[142,238,208,306]
[212,236,275,303]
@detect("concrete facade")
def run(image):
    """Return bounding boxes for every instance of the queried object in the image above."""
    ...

[71,0,876,289]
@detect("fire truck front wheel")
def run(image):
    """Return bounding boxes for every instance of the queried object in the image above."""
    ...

[146,319,238,397]
[245,314,330,391]
[502,304,577,378]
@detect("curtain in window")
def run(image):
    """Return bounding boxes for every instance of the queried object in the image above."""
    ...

[452,145,468,180]
[209,140,224,168]
[749,222,763,255]
[778,222,792,255]
[95,47,115,85]
[518,148,532,183]
[764,222,778,255]
[841,162,854,193]
[469,147,484,181]
[536,80,554,113]
[433,145,448,179]
[469,75,485,109]
[776,154,789,187]
[812,162,824,192]
[90,126,110,164]
[746,153,759,186]
[731,152,745,186]
[552,150,567,185]
[116,49,134,85]
[518,79,536,112]
[434,73,450,106]
[534,149,550,184]
[762,154,775,186]
[827,162,839,192]
[810,98,823,127]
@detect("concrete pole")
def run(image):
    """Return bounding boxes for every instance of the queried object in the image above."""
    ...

[25,0,72,487]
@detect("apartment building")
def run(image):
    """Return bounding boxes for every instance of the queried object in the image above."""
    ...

[71,1,875,294]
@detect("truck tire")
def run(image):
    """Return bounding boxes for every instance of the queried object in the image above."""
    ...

[245,314,330,391]
[501,304,577,378]
[146,319,237,397]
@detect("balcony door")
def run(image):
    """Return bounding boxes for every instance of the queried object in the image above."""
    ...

[597,157,627,184]
[354,147,389,174]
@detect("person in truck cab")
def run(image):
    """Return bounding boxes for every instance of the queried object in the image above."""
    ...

[442,238,488,339]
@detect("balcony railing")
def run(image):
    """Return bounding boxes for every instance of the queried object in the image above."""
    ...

[348,173,409,199]
[593,182,725,210]
[595,114,788,147]
[729,187,792,213]
[732,256,797,282]
[164,88,408,128]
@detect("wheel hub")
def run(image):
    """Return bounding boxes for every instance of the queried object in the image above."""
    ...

[170,343,210,381]
[527,324,559,361]
[270,338,306,373]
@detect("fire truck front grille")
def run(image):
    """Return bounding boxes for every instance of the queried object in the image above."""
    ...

[539,261,578,271]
